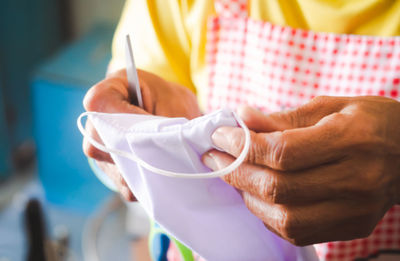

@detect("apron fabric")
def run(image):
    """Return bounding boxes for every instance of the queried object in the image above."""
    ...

[205,0,400,260]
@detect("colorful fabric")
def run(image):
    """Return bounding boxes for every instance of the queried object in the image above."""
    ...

[207,0,400,112]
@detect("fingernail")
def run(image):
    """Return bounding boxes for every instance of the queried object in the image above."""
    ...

[211,128,229,150]
[202,152,217,170]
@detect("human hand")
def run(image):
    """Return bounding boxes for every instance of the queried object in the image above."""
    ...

[203,96,400,245]
[83,69,201,201]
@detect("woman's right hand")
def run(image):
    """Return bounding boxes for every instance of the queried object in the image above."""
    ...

[82,69,201,201]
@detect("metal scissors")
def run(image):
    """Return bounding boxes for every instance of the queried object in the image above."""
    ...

[125,34,143,108]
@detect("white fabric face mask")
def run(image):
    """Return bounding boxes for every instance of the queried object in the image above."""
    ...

[78,109,318,261]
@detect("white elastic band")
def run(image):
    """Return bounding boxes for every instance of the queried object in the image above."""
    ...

[77,112,251,179]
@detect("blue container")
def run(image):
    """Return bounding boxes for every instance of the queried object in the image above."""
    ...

[0,78,11,179]
[0,0,63,151]
[32,24,114,212]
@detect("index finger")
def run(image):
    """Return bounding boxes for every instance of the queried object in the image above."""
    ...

[83,74,150,115]
[212,113,348,171]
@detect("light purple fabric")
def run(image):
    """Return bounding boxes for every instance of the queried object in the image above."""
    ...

[80,109,318,261]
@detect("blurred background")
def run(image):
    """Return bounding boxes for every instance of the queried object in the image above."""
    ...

[0,0,146,260]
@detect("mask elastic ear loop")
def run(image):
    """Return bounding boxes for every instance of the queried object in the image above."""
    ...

[77,112,138,162]
[77,111,251,179]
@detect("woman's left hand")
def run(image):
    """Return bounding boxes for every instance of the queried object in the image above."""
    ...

[203,96,400,246]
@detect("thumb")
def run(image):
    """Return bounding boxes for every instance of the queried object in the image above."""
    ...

[238,96,347,132]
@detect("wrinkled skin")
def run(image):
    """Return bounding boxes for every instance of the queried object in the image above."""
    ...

[203,96,400,245]
[82,69,201,201]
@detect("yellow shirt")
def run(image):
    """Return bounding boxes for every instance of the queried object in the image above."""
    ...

[109,0,400,109]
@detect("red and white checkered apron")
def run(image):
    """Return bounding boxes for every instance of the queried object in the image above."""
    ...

[205,0,400,260]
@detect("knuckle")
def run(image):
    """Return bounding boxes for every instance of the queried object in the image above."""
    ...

[292,108,306,127]
[353,163,385,198]
[229,128,246,156]
[285,109,299,128]
[328,112,344,121]
[280,107,303,129]
[322,112,347,132]
[313,95,329,103]
[261,174,285,204]
[312,95,331,107]
[279,208,298,239]
[223,166,248,188]
[349,114,381,149]
[247,133,264,164]
[270,133,291,170]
